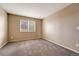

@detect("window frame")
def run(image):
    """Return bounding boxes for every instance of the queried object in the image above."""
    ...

[20,19,36,32]
[28,20,36,32]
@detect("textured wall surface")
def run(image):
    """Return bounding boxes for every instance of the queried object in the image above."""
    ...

[0,7,8,47]
[8,14,42,42]
[43,4,79,53]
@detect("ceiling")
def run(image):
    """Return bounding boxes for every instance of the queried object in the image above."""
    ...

[0,3,71,19]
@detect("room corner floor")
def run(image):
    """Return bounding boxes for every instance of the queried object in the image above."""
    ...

[0,39,79,56]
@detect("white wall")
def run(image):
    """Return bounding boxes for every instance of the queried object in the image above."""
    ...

[43,4,79,53]
[0,7,8,48]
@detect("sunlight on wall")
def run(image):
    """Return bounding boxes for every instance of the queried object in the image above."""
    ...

[43,22,55,34]
[0,17,5,41]
[0,7,7,47]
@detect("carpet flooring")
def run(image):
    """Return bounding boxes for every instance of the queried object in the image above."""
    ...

[0,39,79,56]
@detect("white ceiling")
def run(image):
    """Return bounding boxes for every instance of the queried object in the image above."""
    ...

[0,3,70,19]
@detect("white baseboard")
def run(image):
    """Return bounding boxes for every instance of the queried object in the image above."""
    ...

[9,38,42,42]
[0,41,8,48]
[44,39,79,54]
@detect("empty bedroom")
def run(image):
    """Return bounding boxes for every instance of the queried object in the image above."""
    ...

[0,3,79,56]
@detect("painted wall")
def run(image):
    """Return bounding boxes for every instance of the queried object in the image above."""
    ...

[0,7,8,48]
[8,14,42,42]
[43,4,79,53]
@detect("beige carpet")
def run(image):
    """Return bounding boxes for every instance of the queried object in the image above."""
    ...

[0,39,79,56]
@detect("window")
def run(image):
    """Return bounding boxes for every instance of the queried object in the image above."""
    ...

[20,20,36,32]
[20,20,28,32]
[28,20,36,32]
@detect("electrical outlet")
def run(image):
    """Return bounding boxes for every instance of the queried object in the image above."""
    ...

[76,43,79,47]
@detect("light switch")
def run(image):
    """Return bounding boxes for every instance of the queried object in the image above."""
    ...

[76,43,79,47]
[76,26,79,30]
[11,36,13,39]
